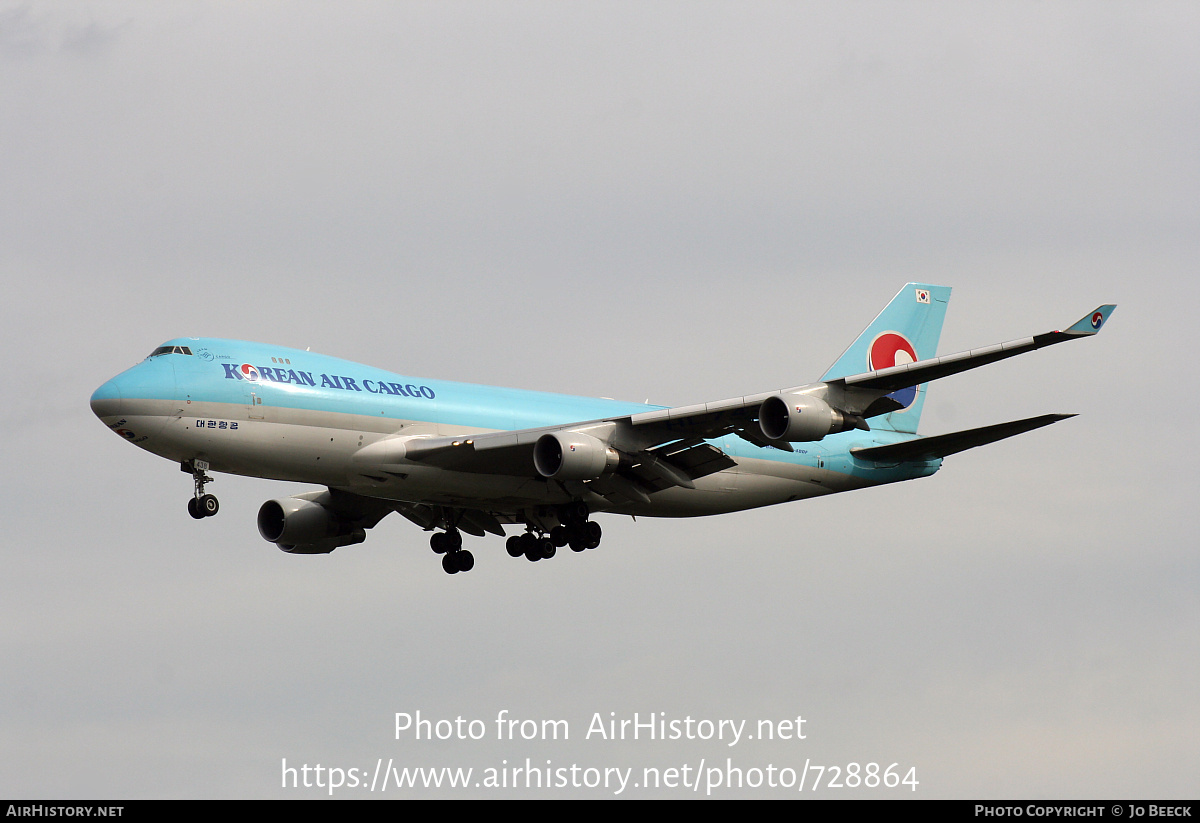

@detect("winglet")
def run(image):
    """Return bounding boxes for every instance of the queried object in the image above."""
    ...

[1063,305,1117,337]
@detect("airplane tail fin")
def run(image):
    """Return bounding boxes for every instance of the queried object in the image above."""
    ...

[821,283,951,434]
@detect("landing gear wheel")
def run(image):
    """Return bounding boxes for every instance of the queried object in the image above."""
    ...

[506,535,525,558]
[185,460,217,518]
[437,527,472,574]
[514,533,538,560]
[431,529,462,554]
[584,520,602,549]
[524,541,542,562]
[540,538,556,559]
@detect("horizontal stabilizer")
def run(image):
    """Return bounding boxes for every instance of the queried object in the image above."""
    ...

[850,414,1076,462]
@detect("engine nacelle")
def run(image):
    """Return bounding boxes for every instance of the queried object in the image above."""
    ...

[533,431,620,480]
[257,497,366,554]
[758,394,847,442]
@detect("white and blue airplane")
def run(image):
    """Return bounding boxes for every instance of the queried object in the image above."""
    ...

[91,284,1114,574]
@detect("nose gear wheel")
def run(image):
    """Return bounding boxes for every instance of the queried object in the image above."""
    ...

[183,460,219,519]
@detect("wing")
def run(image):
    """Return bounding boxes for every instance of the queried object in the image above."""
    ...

[627,304,1117,445]
[830,305,1118,398]
[351,303,1115,507]
[352,419,737,509]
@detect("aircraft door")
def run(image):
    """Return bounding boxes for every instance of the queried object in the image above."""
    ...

[246,389,265,419]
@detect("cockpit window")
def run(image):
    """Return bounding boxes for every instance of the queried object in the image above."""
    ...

[148,345,194,358]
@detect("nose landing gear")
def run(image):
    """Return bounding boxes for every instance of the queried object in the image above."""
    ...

[183,460,219,519]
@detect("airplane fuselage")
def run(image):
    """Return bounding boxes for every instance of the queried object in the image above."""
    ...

[91,338,936,519]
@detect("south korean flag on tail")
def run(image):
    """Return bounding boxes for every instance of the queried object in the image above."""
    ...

[915,288,930,304]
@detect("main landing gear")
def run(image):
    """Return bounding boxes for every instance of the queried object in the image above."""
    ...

[505,504,602,563]
[184,460,219,519]
[428,502,602,574]
[430,529,474,574]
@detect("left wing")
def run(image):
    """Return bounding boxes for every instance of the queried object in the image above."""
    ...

[352,419,737,507]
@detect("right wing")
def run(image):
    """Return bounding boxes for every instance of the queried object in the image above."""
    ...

[351,303,1115,506]
[829,305,1117,398]
[627,303,1116,447]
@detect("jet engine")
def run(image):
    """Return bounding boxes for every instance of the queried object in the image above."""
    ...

[257,497,366,554]
[758,394,852,442]
[533,431,620,480]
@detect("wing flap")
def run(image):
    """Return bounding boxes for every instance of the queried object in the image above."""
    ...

[653,441,738,480]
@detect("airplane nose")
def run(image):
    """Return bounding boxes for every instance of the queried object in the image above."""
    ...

[90,375,125,420]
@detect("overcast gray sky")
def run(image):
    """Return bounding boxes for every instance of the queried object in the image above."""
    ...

[2,1,1196,798]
